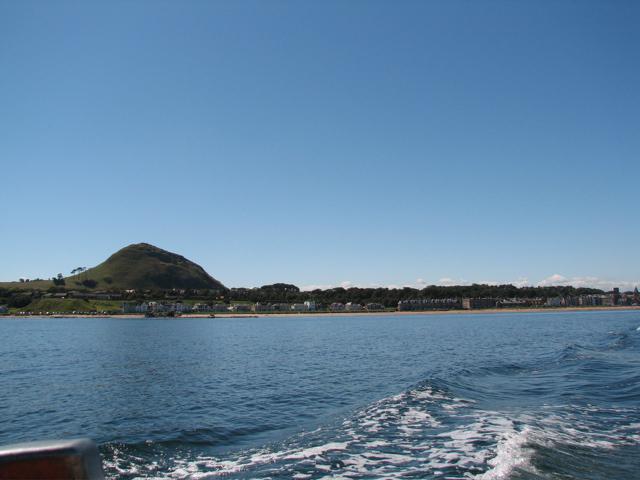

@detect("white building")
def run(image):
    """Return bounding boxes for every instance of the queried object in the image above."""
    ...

[253,303,272,312]
[345,302,363,311]
[230,304,252,312]
[366,303,384,311]
[175,302,192,313]
[211,304,230,312]
[545,297,563,307]
[191,303,210,312]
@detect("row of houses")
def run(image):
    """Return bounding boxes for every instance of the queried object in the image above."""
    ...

[398,298,461,311]
[122,302,231,314]
[399,289,639,311]
[43,291,123,300]
[544,290,638,307]
[121,288,639,314]
[232,302,386,312]
[121,301,387,314]
[397,297,537,310]
[328,302,385,311]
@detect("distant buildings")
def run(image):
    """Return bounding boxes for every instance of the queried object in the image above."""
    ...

[611,288,621,306]
[191,303,210,312]
[543,292,629,308]
[270,303,291,312]
[252,301,319,313]
[70,291,122,300]
[119,286,637,315]
[544,297,563,307]
[253,303,272,312]
[366,303,385,311]
[211,304,231,312]
[0,306,8,314]
[496,298,542,308]
[230,304,252,313]
[345,302,363,311]
[121,301,235,314]
[398,298,460,311]
[462,298,498,310]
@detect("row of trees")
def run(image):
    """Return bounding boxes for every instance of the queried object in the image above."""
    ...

[1,282,608,310]
[223,283,604,307]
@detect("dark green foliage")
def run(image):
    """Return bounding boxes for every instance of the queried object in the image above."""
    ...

[8,294,32,308]
[260,283,300,292]
[225,283,605,308]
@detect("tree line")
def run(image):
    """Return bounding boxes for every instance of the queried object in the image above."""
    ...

[0,282,607,310]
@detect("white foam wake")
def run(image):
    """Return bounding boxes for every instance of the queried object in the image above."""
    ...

[102,388,640,479]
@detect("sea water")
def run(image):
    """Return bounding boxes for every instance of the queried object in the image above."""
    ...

[1,311,638,479]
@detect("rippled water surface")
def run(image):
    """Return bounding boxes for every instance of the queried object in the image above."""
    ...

[1,311,639,479]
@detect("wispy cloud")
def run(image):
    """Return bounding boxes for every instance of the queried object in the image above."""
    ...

[436,277,468,286]
[512,277,531,288]
[300,279,422,291]
[536,274,639,290]
[301,275,638,292]
[299,280,375,291]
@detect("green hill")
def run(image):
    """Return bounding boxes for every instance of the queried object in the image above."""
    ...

[67,243,226,291]
[1,243,226,292]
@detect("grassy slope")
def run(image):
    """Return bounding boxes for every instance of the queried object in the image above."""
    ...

[13,298,124,313]
[1,243,226,292]
[0,279,53,290]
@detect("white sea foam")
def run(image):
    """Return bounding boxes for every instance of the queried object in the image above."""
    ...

[475,427,536,480]
[283,442,350,460]
[103,385,640,480]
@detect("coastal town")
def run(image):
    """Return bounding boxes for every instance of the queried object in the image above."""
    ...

[2,287,637,317]
[1,245,638,317]
[121,286,640,315]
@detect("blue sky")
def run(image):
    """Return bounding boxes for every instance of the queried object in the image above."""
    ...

[1,1,638,290]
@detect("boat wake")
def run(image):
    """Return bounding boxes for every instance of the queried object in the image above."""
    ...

[103,386,639,479]
[102,324,640,479]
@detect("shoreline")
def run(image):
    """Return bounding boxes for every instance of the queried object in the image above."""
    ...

[3,305,639,319]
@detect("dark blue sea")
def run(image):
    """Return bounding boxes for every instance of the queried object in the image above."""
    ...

[1,311,639,479]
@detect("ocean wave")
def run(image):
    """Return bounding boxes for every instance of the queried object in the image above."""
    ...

[102,381,640,479]
[101,324,640,479]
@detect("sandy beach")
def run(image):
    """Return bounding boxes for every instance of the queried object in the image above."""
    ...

[6,305,639,319]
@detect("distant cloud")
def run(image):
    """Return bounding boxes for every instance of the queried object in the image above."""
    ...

[437,277,468,286]
[299,283,342,291]
[300,275,638,292]
[300,280,377,291]
[537,274,639,290]
[537,273,568,286]
[300,279,423,291]
[512,277,531,288]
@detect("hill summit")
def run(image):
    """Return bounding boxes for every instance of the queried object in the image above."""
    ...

[67,243,226,291]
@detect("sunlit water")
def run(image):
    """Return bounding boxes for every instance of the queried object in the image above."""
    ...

[1,311,639,479]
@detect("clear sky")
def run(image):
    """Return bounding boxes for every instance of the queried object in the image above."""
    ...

[1,1,638,290]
